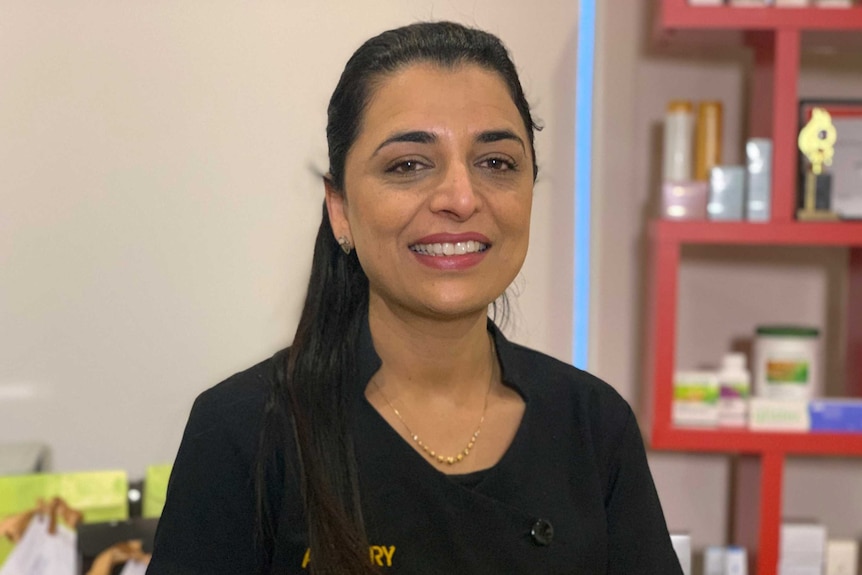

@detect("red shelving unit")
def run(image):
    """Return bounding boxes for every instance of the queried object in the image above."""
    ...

[663,0,862,30]
[648,2,862,575]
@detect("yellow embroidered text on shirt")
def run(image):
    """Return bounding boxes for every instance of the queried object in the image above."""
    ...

[301,545,396,568]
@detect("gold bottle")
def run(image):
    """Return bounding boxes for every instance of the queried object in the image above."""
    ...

[695,102,723,182]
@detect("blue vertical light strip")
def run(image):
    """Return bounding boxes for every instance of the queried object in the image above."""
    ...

[573,0,595,370]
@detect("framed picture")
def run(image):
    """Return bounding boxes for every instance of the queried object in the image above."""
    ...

[799,99,862,220]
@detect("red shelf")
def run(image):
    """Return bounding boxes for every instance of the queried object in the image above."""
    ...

[653,220,862,246]
[652,427,862,456]
[663,0,862,30]
[649,3,862,572]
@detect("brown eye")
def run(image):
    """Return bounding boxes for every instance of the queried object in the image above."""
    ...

[386,159,428,174]
[479,157,517,171]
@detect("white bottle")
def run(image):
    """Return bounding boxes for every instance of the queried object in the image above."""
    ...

[725,547,747,575]
[663,101,695,183]
[704,546,726,575]
[718,353,751,428]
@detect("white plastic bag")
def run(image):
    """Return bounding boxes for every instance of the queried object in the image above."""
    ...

[118,559,149,575]
[0,514,75,575]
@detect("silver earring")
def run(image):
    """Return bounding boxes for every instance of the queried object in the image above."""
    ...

[337,236,353,255]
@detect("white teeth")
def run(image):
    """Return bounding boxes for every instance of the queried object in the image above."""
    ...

[410,240,488,256]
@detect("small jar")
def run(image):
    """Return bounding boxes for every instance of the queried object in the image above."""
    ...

[753,326,820,400]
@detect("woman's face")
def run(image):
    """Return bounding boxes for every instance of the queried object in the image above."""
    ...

[326,63,533,320]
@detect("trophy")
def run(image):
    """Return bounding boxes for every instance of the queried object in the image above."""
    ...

[797,107,838,221]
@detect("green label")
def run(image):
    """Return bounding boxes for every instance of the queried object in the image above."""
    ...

[766,360,809,384]
[674,385,719,404]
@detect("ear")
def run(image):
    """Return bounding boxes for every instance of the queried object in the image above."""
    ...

[324,176,351,242]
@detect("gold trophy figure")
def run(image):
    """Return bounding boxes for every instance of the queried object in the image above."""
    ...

[797,107,838,221]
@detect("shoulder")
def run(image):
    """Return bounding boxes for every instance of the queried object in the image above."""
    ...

[497,336,637,469]
[499,337,632,419]
[150,352,287,574]
[182,351,284,459]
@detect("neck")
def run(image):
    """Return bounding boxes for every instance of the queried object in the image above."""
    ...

[367,294,495,396]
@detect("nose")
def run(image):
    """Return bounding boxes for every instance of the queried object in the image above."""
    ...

[428,160,480,221]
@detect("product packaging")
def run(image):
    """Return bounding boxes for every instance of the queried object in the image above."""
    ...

[749,398,810,432]
[808,400,862,432]
[717,353,751,428]
[696,102,723,181]
[754,326,820,400]
[725,546,748,575]
[826,540,858,575]
[703,546,750,575]
[664,101,695,183]
[671,534,692,575]
[704,546,726,575]
[662,182,709,220]
[709,166,746,220]
[746,139,773,221]
[780,523,827,573]
[673,371,720,427]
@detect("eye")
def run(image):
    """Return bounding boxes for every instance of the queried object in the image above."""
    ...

[479,156,517,171]
[386,159,429,174]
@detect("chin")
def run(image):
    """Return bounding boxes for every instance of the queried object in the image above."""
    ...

[418,295,499,320]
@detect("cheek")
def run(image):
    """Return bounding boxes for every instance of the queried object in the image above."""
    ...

[498,193,533,239]
[347,193,413,248]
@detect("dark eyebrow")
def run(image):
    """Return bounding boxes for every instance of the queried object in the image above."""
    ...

[373,131,437,156]
[477,130,525,153]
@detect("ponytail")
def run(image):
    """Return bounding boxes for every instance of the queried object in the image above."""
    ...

[256,203,376,574]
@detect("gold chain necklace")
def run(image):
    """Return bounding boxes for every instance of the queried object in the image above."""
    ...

[372,370,494,466]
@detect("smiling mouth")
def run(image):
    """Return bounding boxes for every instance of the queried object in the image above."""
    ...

[409,240,489,256]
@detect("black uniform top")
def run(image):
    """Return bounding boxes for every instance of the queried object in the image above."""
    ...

[148,319,683,575]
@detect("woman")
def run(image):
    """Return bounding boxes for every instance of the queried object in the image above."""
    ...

[148,22,683,575]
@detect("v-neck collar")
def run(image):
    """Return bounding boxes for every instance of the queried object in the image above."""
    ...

[352,313,532,407]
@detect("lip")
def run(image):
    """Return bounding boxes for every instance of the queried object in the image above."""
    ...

[409,232,491,271]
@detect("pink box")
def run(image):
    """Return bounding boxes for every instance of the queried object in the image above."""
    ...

[662,182,709,220]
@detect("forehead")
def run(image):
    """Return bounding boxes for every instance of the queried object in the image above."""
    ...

[358,62,525,141]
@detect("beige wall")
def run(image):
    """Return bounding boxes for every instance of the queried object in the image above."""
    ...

[592,0,862,559]
[0,2,577,476]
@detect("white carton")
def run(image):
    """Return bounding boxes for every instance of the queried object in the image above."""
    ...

[749,399,810,432]
[826,540,858,575]
[670,534,692,575]
[781,523,827,568]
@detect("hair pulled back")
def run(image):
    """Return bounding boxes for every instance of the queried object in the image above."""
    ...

[256,21,539,574]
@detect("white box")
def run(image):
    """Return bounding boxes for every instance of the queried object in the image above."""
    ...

[709,166,746,221]
[726,546,748,575]
[749,399,810,432]
[746,139,772,221]
[705,546,726,575]
[671,534,692,575]
[779,567,823,575]
[781,523,827,568]
[826,540,858,575]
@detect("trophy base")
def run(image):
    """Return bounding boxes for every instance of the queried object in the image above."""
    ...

[796,209,839,221]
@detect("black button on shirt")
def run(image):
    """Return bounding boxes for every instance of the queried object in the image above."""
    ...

[531,519,554,546]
